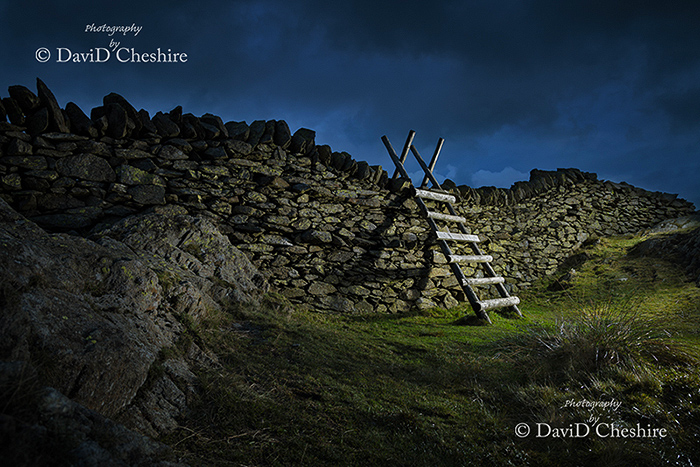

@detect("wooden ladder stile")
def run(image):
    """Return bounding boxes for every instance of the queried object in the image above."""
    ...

[382,132,522,323]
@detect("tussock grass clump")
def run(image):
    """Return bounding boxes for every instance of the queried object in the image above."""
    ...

[506,293,696,385]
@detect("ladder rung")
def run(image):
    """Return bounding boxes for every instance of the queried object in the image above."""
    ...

[450,254,492,263]
[463,276,505,286]
[436,231,480,243]
[477,296,521,311]
[427,211,466,223]
[414,188,456,203]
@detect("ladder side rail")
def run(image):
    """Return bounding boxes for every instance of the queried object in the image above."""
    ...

[426,206,488,321]
[391,131,416,180]
[419,138,445,189]
[450,260,490,322]
[444,203,499,280]
[385,133,512,320]
[434,240,487,321]
[468,240,522,316]
[382,135,413,181]
[444,196,522,316]
[409,145,445,192]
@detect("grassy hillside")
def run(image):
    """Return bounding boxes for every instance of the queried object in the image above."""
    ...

[163,231,700,466]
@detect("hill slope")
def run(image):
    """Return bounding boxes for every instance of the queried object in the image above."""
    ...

[158,227,699,465]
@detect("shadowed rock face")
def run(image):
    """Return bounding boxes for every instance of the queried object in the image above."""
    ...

[0,197,267,439]
[0,361,186,466]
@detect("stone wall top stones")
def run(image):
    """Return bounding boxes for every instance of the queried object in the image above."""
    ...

[0,79,696,313]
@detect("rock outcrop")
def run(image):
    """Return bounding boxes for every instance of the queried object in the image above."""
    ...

[0,195,267,439]
[630,214,700,286]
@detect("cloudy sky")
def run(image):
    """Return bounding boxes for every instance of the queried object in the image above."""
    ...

[2,0,699,206]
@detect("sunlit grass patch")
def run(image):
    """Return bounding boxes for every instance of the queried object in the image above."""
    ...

[161,231,700,466]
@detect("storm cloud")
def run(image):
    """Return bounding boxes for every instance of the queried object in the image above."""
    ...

[1,0,698,205]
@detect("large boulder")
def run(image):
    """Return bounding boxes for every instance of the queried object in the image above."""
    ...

[0,198,268,438]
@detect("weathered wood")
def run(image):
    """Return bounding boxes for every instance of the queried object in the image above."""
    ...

[436,231,480,242]
[383,131,522,322]
[420,137,444,188]
[427,211,466,223]
[477,296,521,311]
[382,135,412,181]
[450,254,492,263]
[464,239,522,317]
[391,130,416,180]
[463,276,505,286]
[414,188,456,203]
[409,145,444,191]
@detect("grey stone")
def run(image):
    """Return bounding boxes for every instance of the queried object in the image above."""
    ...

[1,155,46,170]
[204,146,227,160]
[308,282,337,295]
[1,173,22,190]
[0,197,267,441]
[247,120,266,146]
[158,145,188,160]
[56,154,116,182]
[165,138,193,153]
[36,78,70,133]
[354,160,371,179]
[152,112,180,138]
[200,113,229,138]
[7,138,34,156]
[200,121,220,139]
[65,102,98,138]
[103,92,142,136]
[138,109,158,134]
[116,148,151,160]
[179,119,198,139]
[224,139,252,155]
[291,128,316,155]
[2,97,24,125]
[116,164,164,186]
[225,121,249,141]
[169,105,183,123]
[300,229,333,244]
[30,212,94,229]
[8,85,41,113]
[274,120,292,148]
[316,144,332,165]
[128,184,166,205]
[260,120,275,144]
[330,151,347,170]
[105,102,129,139]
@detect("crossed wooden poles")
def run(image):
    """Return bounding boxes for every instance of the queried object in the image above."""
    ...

[382,131,522,322]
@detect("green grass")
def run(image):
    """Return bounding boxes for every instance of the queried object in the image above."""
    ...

[161,232,700,466]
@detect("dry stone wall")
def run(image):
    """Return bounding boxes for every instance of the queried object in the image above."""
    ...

[1,79,696,312]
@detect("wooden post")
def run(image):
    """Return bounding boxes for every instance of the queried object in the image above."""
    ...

[409,145,444,191]
[391,130,416,180]
[420,138,444,189]
[382,136,412,181]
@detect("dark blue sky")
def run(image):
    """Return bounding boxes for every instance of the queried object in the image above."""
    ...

[2,0,699,207]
